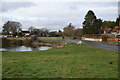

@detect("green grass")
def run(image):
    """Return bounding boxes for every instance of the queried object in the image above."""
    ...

[7,37,30,40]
[7,37,63,41]
[106,42,120,45]
[2,43,118,78]
[38,37,63,41]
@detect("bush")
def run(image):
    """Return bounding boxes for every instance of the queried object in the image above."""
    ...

[31,35,39,41]
[101,35,109,42]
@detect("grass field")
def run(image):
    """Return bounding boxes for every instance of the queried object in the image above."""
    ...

[107,42,120,45]
[7,37,63,41]
[2,43,118,78]
[7,37,30,40]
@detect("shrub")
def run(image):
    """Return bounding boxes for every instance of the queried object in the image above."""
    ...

[101,35,109,42]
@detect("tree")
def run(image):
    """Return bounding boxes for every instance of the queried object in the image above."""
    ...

[93,19,102,34]
[63,23,75,37]
[102,21,116,28]
[83,10,102,34]
[41,28,49,37]
[116,15,120,26]
[29,27,49,37]
[28,26,35,33]
[2,21,22,35]
[30,28,42,36]
[73,28,83,38]
[58,30,63,37]
[82,10,97,34]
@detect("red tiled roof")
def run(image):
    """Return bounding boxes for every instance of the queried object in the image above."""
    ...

[100,28,112,32]
[112,26,120,32]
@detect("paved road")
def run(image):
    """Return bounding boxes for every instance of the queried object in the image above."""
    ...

[65,38,120,52]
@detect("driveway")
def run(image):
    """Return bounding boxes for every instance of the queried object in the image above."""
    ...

[65,38,120,52]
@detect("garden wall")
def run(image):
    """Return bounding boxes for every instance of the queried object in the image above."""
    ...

[82,37,102,42]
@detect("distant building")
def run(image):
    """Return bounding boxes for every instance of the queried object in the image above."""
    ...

[111,26,120,35]
[19,29,30,37]
[99,28,112,34]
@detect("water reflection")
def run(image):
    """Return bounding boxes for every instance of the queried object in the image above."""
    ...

[1,46,52,51]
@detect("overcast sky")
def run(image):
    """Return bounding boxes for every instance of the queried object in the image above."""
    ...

[0,0,119,31]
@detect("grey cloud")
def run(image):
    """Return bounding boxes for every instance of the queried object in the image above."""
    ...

[67,2,117,10]
[118,1,120,15]
[1,2,35,12]
[1,2,118,31]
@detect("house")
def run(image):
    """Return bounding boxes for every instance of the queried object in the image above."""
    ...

[22,31,30,36]
[19,29,30,37]
[111,26,120,35]
[99,28,112,34]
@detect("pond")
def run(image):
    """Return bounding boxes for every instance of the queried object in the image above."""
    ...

[0,46,52,51]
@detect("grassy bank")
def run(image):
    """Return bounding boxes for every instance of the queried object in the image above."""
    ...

[2,43,118,78]
[7,37,63,41]
[7,37,30,40]
[106,42,120,45]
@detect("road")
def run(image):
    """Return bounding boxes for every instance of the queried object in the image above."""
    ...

[65,38,120,52]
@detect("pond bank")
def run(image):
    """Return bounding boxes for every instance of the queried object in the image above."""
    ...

[1,45,52,51]
[0,38,65,48]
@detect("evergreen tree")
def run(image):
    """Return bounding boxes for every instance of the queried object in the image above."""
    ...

[82,10,102,34]
[102,21,116,28]
[93,19,102,34]
[58,30,63,37]
[82,10,97,34]
[116,15,120,26]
